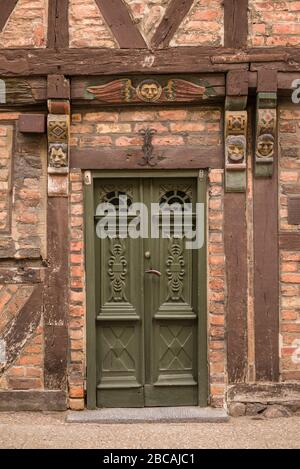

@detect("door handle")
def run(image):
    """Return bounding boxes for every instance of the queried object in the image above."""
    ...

[145,269,162,277]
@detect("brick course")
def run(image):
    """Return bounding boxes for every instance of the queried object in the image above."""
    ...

[0,0,48,48]
[279,104,300,382]
[249,0,300,46]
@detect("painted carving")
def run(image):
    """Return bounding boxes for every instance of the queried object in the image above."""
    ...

[139,128,157,166]
[48,144,68,168]
[225,135,246,165]
[47,110,70,179]
[225,110,248,192]
[255,94,277,178]
[166,238,185,302]
[136,80,162,102]
[87,77,209,104]
[108,238,128,303]
[256,133,275,160]
[48,115,68,143]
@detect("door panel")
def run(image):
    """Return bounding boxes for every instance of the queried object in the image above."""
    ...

[92,175,206,408]
[144,179,198,406]
[94,180,144,407]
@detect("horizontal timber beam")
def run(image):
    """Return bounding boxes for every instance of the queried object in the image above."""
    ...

[0,46,298,77]
[70,147,223,170]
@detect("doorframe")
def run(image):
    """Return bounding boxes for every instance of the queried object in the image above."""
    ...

[84,169,208,409]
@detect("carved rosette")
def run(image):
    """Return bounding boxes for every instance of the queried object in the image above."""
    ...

[255,93,277,178]
[108,238,128,303]
[225,110,248,192]
[166,238,185,302]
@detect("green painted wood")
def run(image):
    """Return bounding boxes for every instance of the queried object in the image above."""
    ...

[197,172,209,406]
[85,179,97,409]
[87,172,208,408]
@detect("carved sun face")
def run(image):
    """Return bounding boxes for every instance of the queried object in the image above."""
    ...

[137,80,162,102]
[257,135,275,158]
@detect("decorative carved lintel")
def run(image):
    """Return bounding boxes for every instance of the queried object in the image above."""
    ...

[255,92,277,178]
[85,77,216,105]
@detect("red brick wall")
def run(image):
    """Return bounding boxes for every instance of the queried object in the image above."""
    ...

[170,0,224,47]
[0,0,48,48]
[279,104,300,381]
[249,0,300,46]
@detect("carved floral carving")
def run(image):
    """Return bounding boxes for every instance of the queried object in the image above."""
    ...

[108,238,128,303]
[166,238,185,302]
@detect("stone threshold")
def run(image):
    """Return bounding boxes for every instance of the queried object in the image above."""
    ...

[66,407,229,424]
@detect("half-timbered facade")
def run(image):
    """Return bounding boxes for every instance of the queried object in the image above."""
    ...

[0,0,300,415]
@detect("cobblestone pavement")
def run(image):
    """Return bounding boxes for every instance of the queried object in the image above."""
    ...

[0,412,299,449]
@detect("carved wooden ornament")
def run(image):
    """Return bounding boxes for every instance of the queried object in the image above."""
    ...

[225,110,248,192]
[255,93,277,178]
[86,78,211,104]
[47,103,70,196]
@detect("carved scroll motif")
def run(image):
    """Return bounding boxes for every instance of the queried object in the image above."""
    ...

[87,78,208,104]
[225,110,248,192]
[255,93,277,178]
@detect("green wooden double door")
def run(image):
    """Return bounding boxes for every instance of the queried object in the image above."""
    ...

[89,174,207,408]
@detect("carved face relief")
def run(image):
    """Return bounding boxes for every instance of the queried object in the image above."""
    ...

[136,80,162,102]
[226,136,246,164]
[256,134,275,159]
[49,144,68,168]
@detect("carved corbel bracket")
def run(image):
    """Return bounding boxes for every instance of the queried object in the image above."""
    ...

[47,99,70,197]
[255,92,277,178]
[225,71,248,193]
[225,110,248,192]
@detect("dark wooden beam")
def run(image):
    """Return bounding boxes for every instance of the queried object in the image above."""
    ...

[94,0,147,49]
[0,0,18,32]
[47,75,70,99]
[0,267,42,284]
[0,391,67,411]
[44,198,68,390]
[0,47,250,77]
[0,285,43,373]
[48,0,69,49]
[151,0,194,49]
[225,193,248,383]
[3,47,300,77]
[253,167,279,382]
[226,70,249,96]
[224,0,248,48]
[70,147,223,170]
[288,197,300,225]
[18,114,46,134]
[257,69,278,93]
[280,233,300,250]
